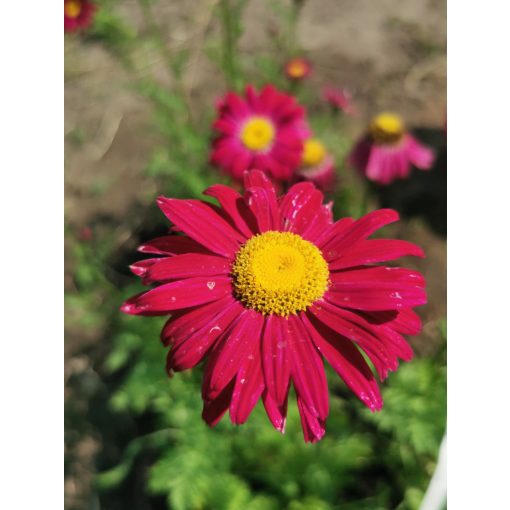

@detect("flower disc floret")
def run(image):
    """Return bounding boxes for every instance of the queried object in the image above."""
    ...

[302,138,327,166]
[241,117,275,151]
[232,231,329,316]
[65,0,82,18]
[370,112,405,145]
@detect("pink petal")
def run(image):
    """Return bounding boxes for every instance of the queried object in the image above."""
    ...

[120,276,233,315]
[166,299,243,371]
[203,184,256,238]
[279,182,324,235]
[328,266,426,311]
[229,353,265,425]
[138,235,212,256]
[407,135,435,170]
[296,396,326,443]
[361,308,422,336]
[157,197,244,258]
[301,313,382,410]
[287,315,329,420]
[328,239,425,269]
[319,209,400,257]
[204,310,264,400]
[243,169,276,193]
[202,380,235,427]
[262,315,291,407]
[244,186,280,232]
[262,389,287,433]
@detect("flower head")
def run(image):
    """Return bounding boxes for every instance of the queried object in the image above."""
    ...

[122,170,426,442]
[284,57,312,80]
[210,85,310,182]
[64,0,96,33]
[295,138,336,191]
[348,112,436,185]
[323,86,357,116]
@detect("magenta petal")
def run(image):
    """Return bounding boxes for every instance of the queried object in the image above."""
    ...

[243,169,276,193]
[244,187,280,232]
[160,295,234,346]
[301,313,382,411]
[315,217,355,249]
[361,308,422,336]
[130,258,159,278]
[262,389,287,433]
[320,209,399,256]
[328,239,425,269]
[296,396,326,443]
[205,310,264,400]
[138,235,213,256]
[279,182,324,235]
[287,315,329,420]
[262,315,291,407]
[120,276,233,315]
[202,380,235,427]
[157,197,244,258]
[229,353,265,425]
[142,253,231,283]
[407,135,435,170]
[167,299,243,371]
[204,184,256,238]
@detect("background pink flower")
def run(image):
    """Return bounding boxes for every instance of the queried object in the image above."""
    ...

[64,0,97,33]
[210,85,311,182]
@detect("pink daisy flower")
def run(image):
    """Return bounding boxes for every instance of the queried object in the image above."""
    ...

[284,57,312,81]
[348,112,436,185]
[121,170,426,443]
[64,0,96,33]
[210,85,311,182]
[295,138,336,192]
[323,86,357,116]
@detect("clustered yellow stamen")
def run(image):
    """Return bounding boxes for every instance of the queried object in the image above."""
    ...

[302,138,327,167]
[65,0,82,18]
[287,59,307,78]
[232,231,329,316]
[370,112,405,145]
[240,117,275,151]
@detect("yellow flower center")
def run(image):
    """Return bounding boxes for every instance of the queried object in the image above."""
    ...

[287,59,308,78]
[65,0,82,18]
[370,112,405,144]
[302,138,327,167]
[232,231,329,316]
[240,117,275,151]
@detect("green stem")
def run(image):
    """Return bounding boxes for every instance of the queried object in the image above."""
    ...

[219,0,239,89]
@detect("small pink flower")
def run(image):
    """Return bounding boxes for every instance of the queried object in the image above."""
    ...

[210,85,310,182]
[64,0,97,33]
[348,112,436,185]
[122,170,426,443]
[295,138,336,191]
[323,86,357,116]
[284,57,312,80]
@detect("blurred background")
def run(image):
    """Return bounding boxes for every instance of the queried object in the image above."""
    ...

[64,1,446,509]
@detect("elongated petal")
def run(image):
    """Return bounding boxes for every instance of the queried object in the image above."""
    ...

[244,187,280,232]
[202,380,235,427]
[328,267,426,311]
[297,396,326,443]
[262,389,287,433]
[279,182,324,235]
[243,168,275,192]
[301,313,382,410]
[361,308,422,336]
[319,209,399,256]
[166,299,243,371]
[120,276,233,315]
[287,315,329,419]
[328,239,425,269]
[160,295,234,346]
[204,184,256,238]
[262,315,291,407]
[315,217,355,249]
[142,253,231,283]
[205,310,264,400]
[138,235,212,256]
[157,197,244,258]
[229,354,265,425]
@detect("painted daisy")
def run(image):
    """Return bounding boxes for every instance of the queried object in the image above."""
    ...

[295,138,336,191]
[210,85,310,182]
[348,112,436,185]
[121,170,427,442]
[64,0,96,33]
[284,57,312,81]
[323,86,357,116]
